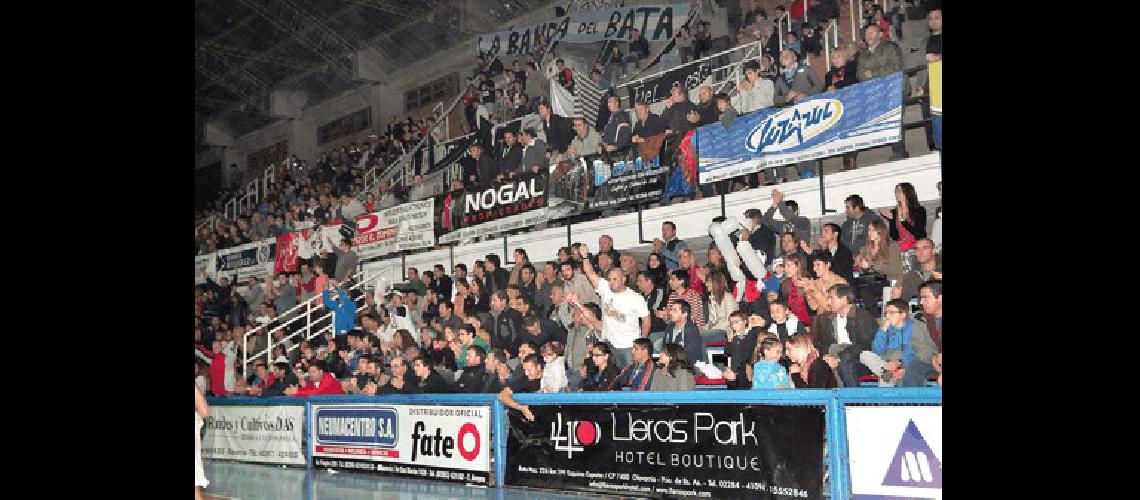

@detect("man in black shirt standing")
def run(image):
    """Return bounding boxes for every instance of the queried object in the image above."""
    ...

[489,290,525,357]
[659,84,700,136]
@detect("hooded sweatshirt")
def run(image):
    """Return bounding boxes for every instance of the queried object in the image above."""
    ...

[840,209,883,256]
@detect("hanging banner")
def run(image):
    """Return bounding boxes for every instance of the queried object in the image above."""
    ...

[846,406,942,499]
[628,60,714,107]
[929,60,941,150]
[201,405,306,466]
[215,238,277,281]
[477,3,691,57]
[352,199,436,260]
[274,229,309,274]
[580,154,669,209]
[506,404,824,498]
[436,171,551,244]
[310,404,491,485]
[696,72,904,184]
[195,253,216,284]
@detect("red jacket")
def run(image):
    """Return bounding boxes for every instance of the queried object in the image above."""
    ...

[197,345,228,396]
[294,372,344,397]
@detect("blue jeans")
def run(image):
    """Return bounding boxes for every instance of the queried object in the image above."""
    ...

[902,358,938,387]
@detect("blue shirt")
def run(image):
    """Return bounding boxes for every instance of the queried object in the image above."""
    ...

[872,318,918,366]
[751,359,790,389]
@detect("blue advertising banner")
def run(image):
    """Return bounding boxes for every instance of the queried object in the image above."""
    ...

[695,72,904,184]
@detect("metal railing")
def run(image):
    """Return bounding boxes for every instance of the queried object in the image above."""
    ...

[240,266,391,379]
[616,39,763,93]
[823,18,840,71]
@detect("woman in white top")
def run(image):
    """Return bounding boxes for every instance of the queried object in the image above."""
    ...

[732,60,775,114]
[194,385,210,499]
[702,270,739,346]
[539,341,568,393]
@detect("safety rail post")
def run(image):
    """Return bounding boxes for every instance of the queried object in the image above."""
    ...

[826,395,847,499]
[493,399,506,487]
[850,0,858,41]
[266,326,272,365]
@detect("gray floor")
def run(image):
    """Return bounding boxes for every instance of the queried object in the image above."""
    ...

[203,460,626,499]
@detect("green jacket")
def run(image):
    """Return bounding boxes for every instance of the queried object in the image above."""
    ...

[857,40,908,95]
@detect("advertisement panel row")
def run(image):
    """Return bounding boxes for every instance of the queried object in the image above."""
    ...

[201,405,306,466]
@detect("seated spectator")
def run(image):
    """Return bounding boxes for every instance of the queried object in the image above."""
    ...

[258,361,299,397]
[660,300,707,365]
[555,58,575,93]
[455,324,492,371]
[861,298,927,386]
[622,29,651,79]
[803,252,849,314]
[377,356,417,394]
[902,280,942,387]
[751,337,791,389]
[497,354,547,420]
[454,345,488,393]
[630,102,667,153]
[579,341,622,391]
[768,299,807,343]
[891,238,940,302]
[482,349,513,393]
[703,270,738,346]
[285,361,344,397]
[411,356,451,393]
[722,311,758,389]
[660,270,706,330]
[539,342,568,393]
[612,338,657,391]
[517,128,548,177]
[650,343,696,391]
[812,284,877,387]
[786,334,839,388]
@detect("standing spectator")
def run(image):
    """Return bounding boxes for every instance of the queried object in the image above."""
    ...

[507,248,531,287]
[465,144,497,184]
[483,254,510,296]
[196,340,237,397]
[841,194,881,256]
[856,219,905,283]
[677,249,705,295]
[660,85,700,136]
[762,190,811,244]
[826,50,861,170]
[774,49,825,179]
[538,102,574,156]
[324,237,359,285]
[407,174,432,202]
[901,280,942,387]
[653,221,688,270]
[814,223,857,282]
[812,284,877,387]
[732,61,775,115]
[567,118,603,160]
[857,24,908,160]
[601,96,633,154]
[554,59,575,93]
[577,244,650,368]
[877,182,927,271]
[518,128,548,177]
[322,283,357,337]
[650,343,696,391]
[721,311,759,389]
[637,271,669,335]
[496,131,523,177]
[611,338,657,391]
[560,261,600,306]
[489,290,525,358]
[622,29,651,79]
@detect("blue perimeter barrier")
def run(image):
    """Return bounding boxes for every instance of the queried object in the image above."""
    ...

[207,388,941,499]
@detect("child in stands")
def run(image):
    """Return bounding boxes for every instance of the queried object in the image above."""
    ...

[751,337,790,389]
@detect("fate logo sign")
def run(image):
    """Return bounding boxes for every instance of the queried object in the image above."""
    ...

[550,413,601,458]
[882,419,942,489]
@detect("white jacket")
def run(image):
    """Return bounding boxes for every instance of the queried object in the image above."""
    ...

[732,79,775,114]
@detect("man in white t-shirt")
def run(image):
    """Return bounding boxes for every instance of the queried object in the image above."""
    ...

[576,243,649,368]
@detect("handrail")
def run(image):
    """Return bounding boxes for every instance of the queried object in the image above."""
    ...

[617,39,761,91]
[849,0,858,41]
[241,266,380,379]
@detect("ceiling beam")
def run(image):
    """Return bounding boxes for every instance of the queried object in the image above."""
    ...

[235,0,358,80]
[197,41,314,70]
[195,48,272,112]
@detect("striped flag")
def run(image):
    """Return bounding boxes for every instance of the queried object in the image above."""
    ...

[573,75,604,129]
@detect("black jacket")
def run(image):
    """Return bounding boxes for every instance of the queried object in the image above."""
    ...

[632,113,667,138]
[811,307,877,358]
[629,37,649,58]
[481,369,510,394]
[496,143,523,175]
[260,371,300,397]
[884,206,928,242]
[725,329,759,389]
[412,369,451,394]
[542,114,575,153]
[828,243,856,282]
[579,362,621,391]
[490,308,526,357]
[474,154,499,184]
[664,321,706,369]
[455,365,487,393]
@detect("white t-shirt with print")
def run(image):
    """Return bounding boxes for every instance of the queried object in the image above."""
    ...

[596,278,649,349]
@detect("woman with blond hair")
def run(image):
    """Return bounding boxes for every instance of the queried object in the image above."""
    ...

[856,219,904,282]
[778,253,813,324]
[702,270,739,346]
[786,334,838,388]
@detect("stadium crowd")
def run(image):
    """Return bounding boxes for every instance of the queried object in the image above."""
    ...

[196,175,943,403]
[196,0,942,256]
[195,1,942,405]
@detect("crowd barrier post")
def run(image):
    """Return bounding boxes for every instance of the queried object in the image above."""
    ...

[304,400,314,469]
[492,399,507,488]
[826,395,848,498]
